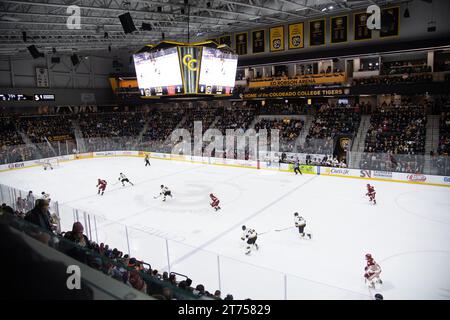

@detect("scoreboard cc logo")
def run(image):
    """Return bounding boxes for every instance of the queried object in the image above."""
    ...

[182,54,198,71]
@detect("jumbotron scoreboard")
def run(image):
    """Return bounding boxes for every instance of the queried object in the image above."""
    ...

[133,41,238,97]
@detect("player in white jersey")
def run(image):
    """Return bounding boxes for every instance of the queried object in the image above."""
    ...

[158,185,172,202]
[294,212,311,239]
[241,225,258,255]
[118,173,134,186]
[40,191,51,203]
[364,253,382,289]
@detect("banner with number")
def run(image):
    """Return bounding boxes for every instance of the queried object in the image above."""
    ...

[288,23,304,49]
[252,30,265,53]
[235,33,248,55]
[309,19,325,46]
[380,7,400,38]
[331,15,348,43]
[354,12,372,41]
[269,26,285,52]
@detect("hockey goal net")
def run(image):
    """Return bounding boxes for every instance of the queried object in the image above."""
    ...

[38,158,61,170]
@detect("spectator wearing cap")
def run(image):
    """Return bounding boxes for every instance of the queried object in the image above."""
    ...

[24,199,53,233]
[64,221,90,248]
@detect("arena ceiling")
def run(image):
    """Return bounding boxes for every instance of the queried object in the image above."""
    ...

[0,0,400,57]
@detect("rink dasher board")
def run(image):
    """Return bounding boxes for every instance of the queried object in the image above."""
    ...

[1,150,449,188]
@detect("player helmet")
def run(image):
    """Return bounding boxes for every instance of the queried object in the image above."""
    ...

[365,253,373,260]
[294,212,299,216]
[242,225,246,231]
[160,185,164,188]
[210,193,214,197]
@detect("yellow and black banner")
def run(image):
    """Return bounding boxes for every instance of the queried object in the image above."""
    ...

[354,12,372,41]
[269,26,285,52]
[331,15,348,43]
[248,73,347,88]
[288,23,304,49]
[235,33,248,55]
[252,30,265,53]
[218,35,231,47]
[380,7,400,38]
[243,88,351,99]
[309,19,325,46]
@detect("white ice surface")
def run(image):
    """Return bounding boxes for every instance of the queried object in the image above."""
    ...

[1,157,449,300]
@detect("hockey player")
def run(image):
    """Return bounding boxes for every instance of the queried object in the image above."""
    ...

[364,253,382,288]
[96,178,107,195]
[144,154,151,167]
[43,160,53,170]
[159,185,172,202]
[241,225,258,255]
[366,184,377,204]
[293,159,302,175]
[210,193,221,211]
[294,212,311,239]
[40,191,51,203]
[118,173,134,186]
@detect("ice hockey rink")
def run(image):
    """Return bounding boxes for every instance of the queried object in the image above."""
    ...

[1,156,449,300]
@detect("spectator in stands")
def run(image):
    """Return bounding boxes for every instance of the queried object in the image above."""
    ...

[24,199,53,233]
[64,221,90,248]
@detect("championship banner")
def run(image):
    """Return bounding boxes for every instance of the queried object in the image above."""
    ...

[380,7,400,38]
[354,12,372,41]
[218,35,231,47]
[243,88,351,99]
[288,23,304,49]
[269,26,285,52]
[36,67,49,88]
[235,33,248,55]
[331,15,348,43]
[252,30,265,53]
[309,19,325,46]
[248,73,346,88]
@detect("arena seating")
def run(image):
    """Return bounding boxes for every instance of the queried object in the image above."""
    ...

[364,106,426,155]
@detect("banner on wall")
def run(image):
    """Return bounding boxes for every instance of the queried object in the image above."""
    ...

[243,87,351,99]
[35,67,49,88]
[309,19,325,46]
[252,30,265,53]
[269,26,285,52]
[380,7,400,38]
[354,12,372,41]
[218,35,232,47]
[288,23,304,49]
[235,33,248,55]
[331,15,348,43]
[248,73,346,88]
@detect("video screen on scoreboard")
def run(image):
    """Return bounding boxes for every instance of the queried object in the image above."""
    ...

[133,47,184,96]
[198,47,238,95]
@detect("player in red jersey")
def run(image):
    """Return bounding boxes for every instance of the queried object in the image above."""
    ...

[97,179,107,195]
[366,184,377,204]
[364,253,382,288]
[210,193,221,211]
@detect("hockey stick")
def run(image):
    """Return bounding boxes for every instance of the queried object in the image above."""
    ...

[275,226,295,232]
